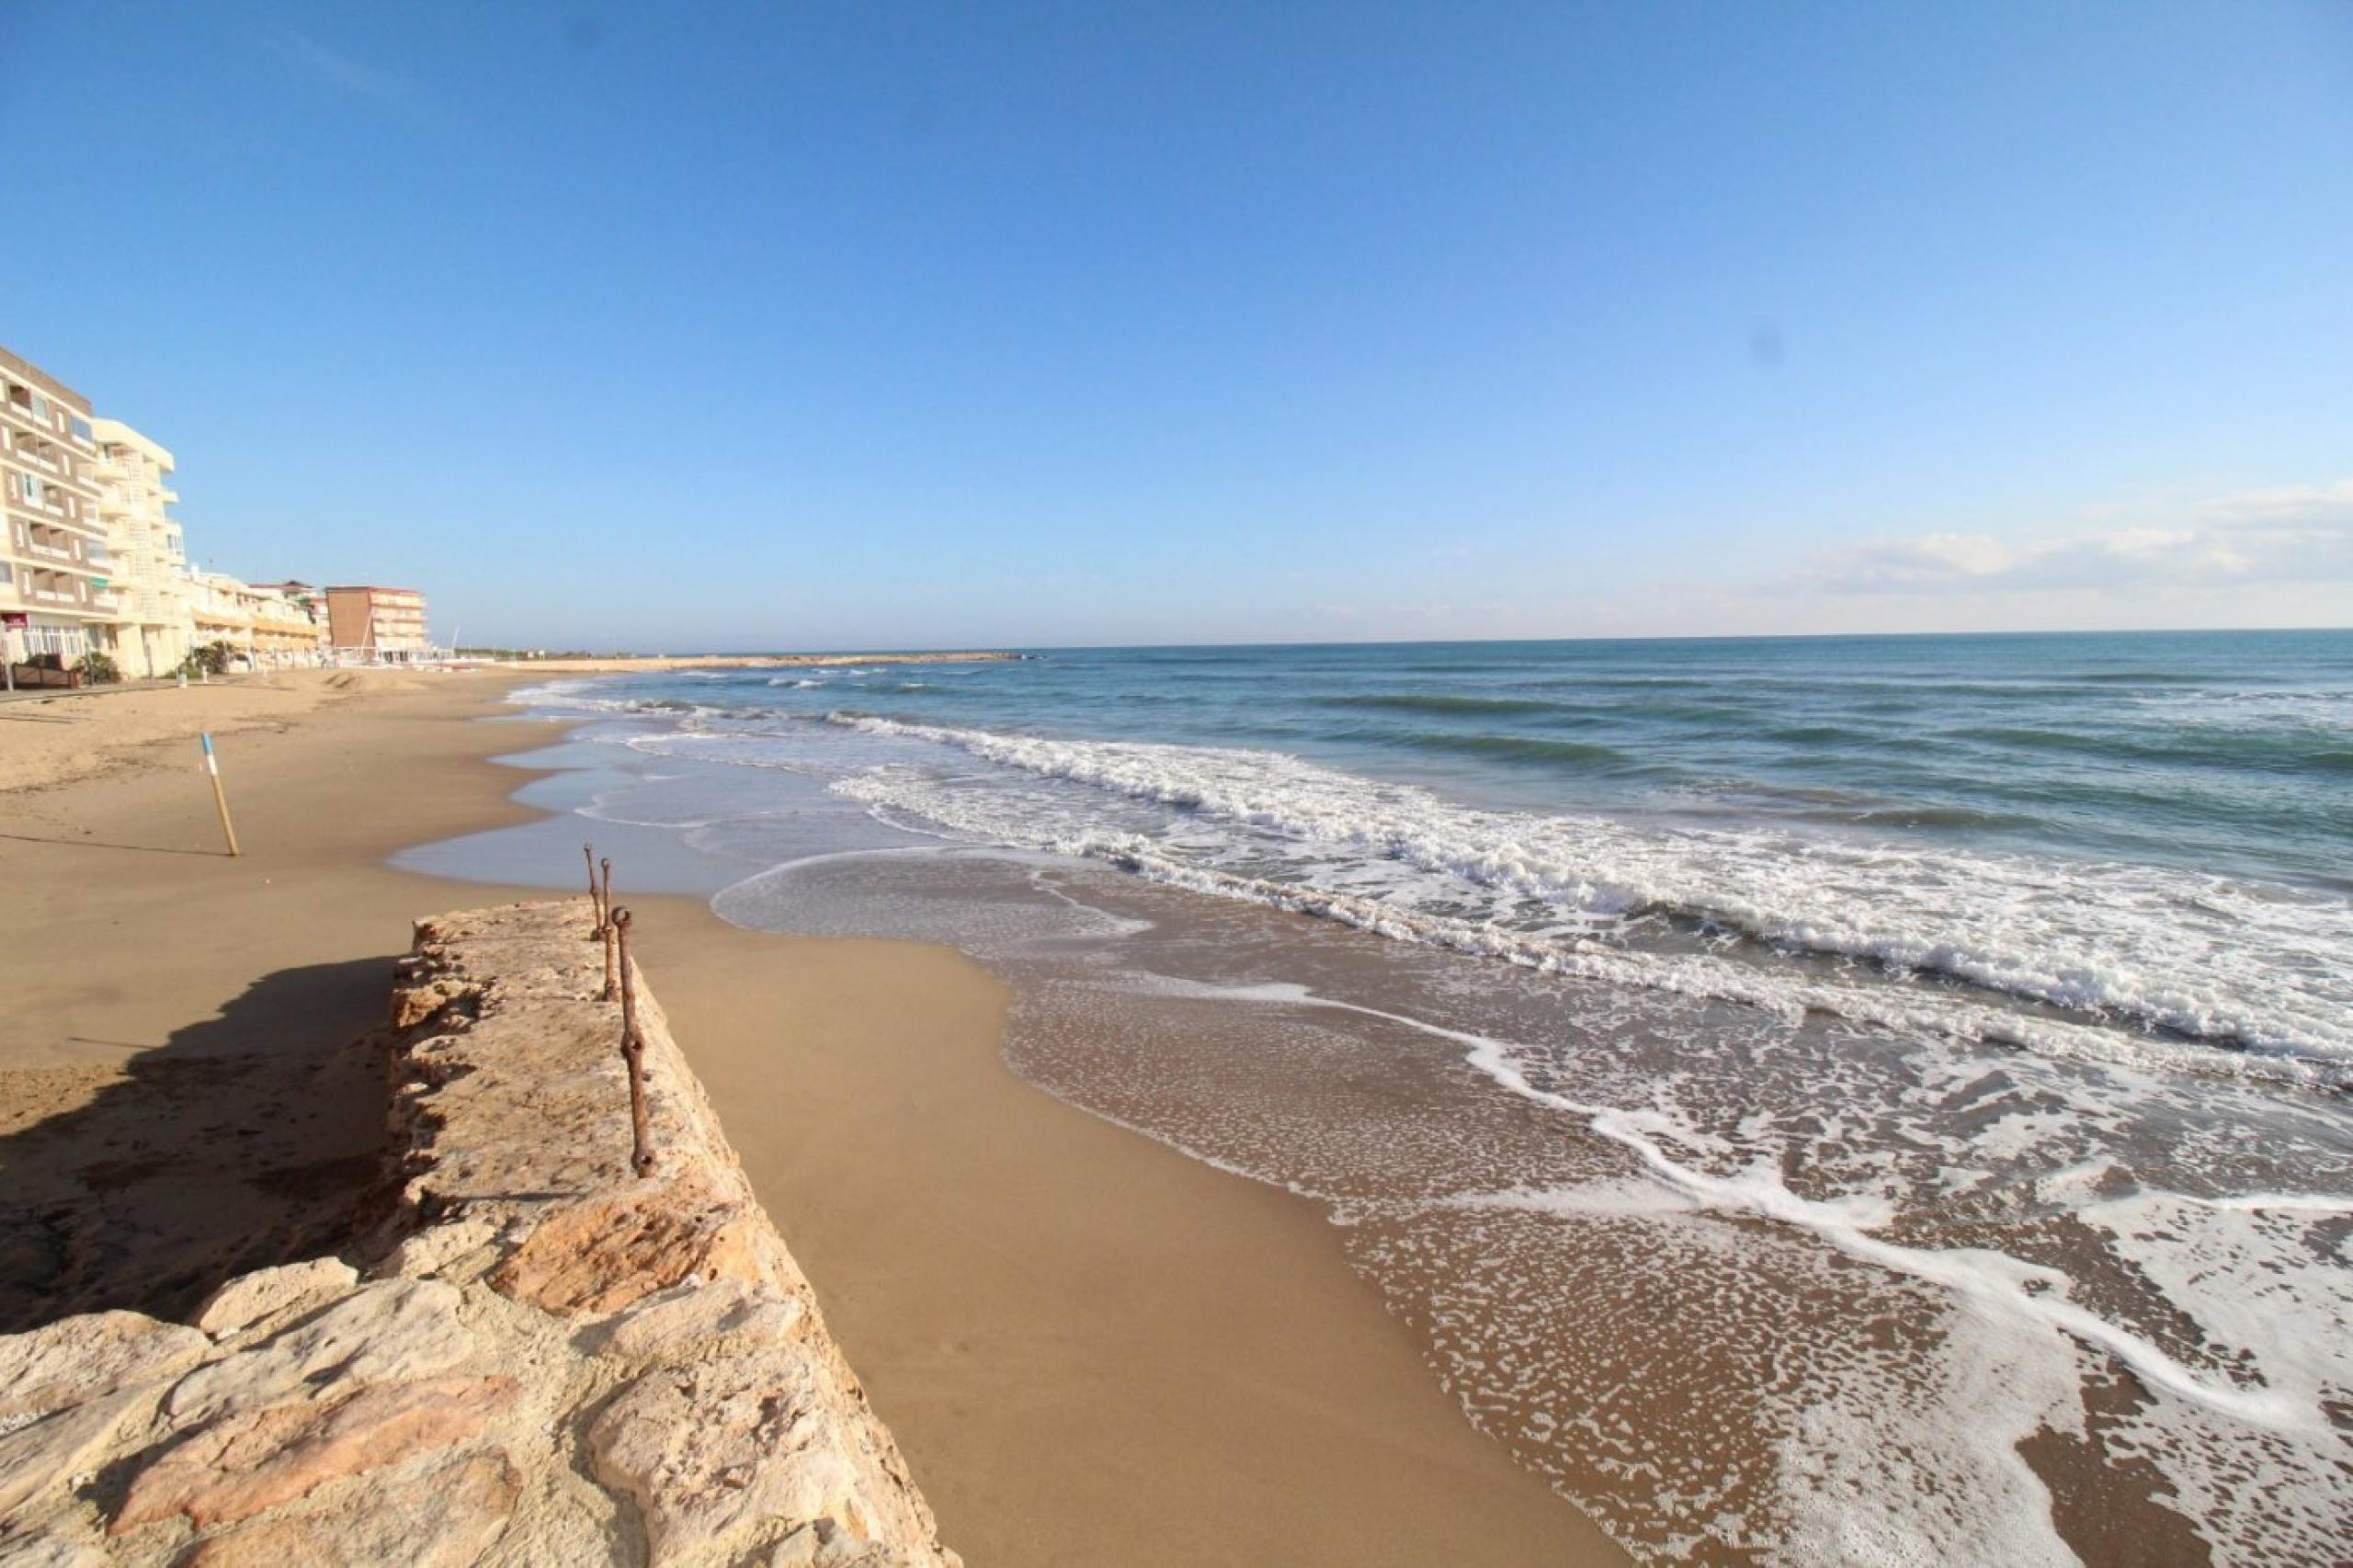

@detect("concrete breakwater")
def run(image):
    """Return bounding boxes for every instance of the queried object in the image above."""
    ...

[0,901,958,1566]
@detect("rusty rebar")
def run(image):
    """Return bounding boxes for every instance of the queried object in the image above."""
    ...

[599,858,613,936]
[601,918,619,1003]
[585,843,604,937]
[612,907,656,1178]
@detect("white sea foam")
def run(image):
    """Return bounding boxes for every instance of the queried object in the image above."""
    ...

[525,681,2353,1560]
[1135,977,2329,1438]
[1060,962,2353,1562]
[815,713,2353,1079]
[1463,1038,2314,1432]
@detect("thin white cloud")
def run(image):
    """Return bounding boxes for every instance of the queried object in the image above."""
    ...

[1800,481,2353,597]
[271,28,409,106]
[2196,478,2353,526]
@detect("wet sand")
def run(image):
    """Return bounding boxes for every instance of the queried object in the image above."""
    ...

[0,675,1620,1563]
[639,918,1623,1565]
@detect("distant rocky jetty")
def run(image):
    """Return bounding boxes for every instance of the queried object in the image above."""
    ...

[512,652,1021,672]
[0,902,957,1566]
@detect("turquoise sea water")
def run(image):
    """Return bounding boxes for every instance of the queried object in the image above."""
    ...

[452,629,2352,1563]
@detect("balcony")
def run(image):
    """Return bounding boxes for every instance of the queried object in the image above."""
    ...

[24,539,75,564]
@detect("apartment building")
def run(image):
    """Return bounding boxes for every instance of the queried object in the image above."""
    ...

[0,348,117,666]
[251,580,323,621]
[188,572,329,666]
[325,584,430,654]
[4,343,431,677]
[91,418,192,678]
[248,583,326,659]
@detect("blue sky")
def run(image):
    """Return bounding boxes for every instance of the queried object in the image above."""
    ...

[5,2,2348,649]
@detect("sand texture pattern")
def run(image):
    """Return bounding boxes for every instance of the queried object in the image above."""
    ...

[0,668,469,794]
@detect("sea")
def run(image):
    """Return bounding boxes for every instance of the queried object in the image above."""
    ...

[400,630,2353,1564]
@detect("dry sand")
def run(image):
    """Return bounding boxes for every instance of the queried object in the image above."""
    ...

[0,667,462,793]
[0,675,1621,1563]
[0,671,561,1326]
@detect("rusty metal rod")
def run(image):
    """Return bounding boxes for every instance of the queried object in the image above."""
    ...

[612,907,656,1177]
[601,916,619,1003]
[585,843,604,937]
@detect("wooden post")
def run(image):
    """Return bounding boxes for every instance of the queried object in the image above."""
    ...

[597,859,617,1000]
[584,843,604,937]
[199,733,241,857]
[612,908,656,1177]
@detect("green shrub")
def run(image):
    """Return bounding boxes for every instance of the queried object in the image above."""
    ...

[75,650,122,685]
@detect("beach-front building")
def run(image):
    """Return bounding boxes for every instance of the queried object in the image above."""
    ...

[251,580,324,624]
[325,584,430,657]
[187,570,253,657]
[188,571,329,667]
[91,419,193,678]
[4,343,430,679]
[0,348,116,669]
[248,583,326,661]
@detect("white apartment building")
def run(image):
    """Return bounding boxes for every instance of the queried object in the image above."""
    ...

[91,418,192,678]
[188,571,328,667]
[4,342,421,680]
[0,349,116,666]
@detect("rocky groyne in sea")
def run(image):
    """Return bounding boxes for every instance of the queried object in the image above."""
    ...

[0,901,957,1566]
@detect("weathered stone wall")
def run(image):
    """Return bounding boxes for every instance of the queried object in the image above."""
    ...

[0,901,959,1566]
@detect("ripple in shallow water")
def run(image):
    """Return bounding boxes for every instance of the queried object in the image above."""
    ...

[717,849,2353,1565]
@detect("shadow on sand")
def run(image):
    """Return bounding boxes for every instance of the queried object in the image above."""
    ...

[0,831,227,858]
[0,957,396,1334]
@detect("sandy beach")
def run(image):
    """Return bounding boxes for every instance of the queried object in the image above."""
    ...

[0,674,1618,1562]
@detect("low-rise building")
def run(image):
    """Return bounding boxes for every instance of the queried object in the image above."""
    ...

[250,583,326,660]
[325,584,431,657]
[0,349,115,668]
[188,571,329,667]
[188,569,254,656]
[251,580,324,620]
